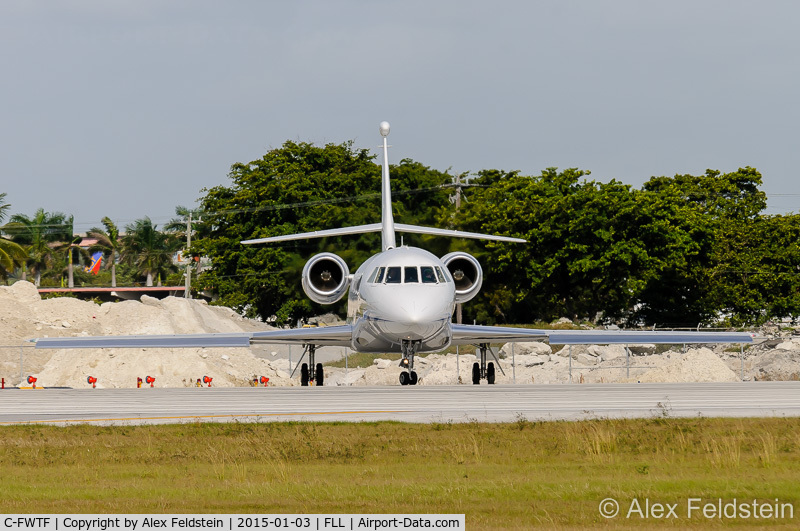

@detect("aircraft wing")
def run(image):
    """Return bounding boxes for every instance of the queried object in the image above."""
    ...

[250,325,353,347]
[450,324,754,345]
[33,325,354,349]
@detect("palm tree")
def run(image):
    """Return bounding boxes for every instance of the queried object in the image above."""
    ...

[87,216,121,287]
[0,237,26,284]
[121,217,181,286]
[54,216,90,289]
[3,209,71,286]
[0,193,27,284]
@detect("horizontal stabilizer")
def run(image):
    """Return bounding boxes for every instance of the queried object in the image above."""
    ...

[242,223,525,245]
[394,224,526,243]
[242,224,381,245]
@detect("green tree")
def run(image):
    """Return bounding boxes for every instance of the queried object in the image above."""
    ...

[194,141,452,324]
[637,167,770,325]
[0,194,27,284]
[121,217,181,286]
[3,209,71,286]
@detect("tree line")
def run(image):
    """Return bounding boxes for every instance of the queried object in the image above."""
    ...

[2,140,798,327]
[0,200,189,289]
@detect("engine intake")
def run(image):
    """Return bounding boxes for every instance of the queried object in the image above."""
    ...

[441,252,483,303]
[302,253,351,304]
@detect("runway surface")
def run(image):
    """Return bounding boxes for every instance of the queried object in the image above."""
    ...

[1,382,800,425]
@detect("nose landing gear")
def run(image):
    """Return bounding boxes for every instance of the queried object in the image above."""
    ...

[399,340,421,386]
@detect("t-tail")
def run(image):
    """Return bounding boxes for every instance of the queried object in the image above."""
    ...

[240,121,527,248]
[380,121,396,251]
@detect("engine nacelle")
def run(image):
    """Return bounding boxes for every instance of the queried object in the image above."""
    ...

[441,252,483,304]
[302,253,351,305]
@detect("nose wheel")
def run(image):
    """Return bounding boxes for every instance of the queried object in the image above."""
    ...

[399,371,418,385]
[399,340,421,386]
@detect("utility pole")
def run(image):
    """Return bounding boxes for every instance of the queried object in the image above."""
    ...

[184,211,192,299]
[452,173,463,324]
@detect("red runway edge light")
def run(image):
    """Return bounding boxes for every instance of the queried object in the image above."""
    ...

[87,376,97,388]
[203,375,213,387]
[260,376,269,387]
[146,376,155,387]
[27,376,37,388]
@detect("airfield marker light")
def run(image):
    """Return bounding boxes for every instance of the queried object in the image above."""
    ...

[203,375,213,387]
[27,376,37,389]
[146,376,155,387]
[1,378,4,389]
[379,121,390,137]
[87,376,97,388]
[260,376,269,387]
[137,377,143,388]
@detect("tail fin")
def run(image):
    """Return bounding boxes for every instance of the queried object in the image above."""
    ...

[379,121,396,251]
[241,122,527,247]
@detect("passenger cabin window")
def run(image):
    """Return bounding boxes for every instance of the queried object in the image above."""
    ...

[385,266,401,284]
[421,266,437,284]
[404,266,419,283]
[434,266,447,282]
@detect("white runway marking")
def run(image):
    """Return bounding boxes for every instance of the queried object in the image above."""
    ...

[0,382,798,425]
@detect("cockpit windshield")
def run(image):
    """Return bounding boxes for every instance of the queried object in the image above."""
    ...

[369,265,451,284]
[421,266,436,283]
[385,267,402,284]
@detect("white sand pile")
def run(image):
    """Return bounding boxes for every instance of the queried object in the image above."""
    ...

[2,281,794,387]
[0,281,296,388]
[627,348,738,383]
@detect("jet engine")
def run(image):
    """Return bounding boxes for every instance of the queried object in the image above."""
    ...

[302,253,351,304]
[441,252,483,303]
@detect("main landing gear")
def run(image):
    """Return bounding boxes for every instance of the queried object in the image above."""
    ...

[472,343,503,385]
[399,340,420,386]
[293,344,324,387]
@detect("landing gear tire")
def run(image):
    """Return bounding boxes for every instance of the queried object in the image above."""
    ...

[472,362,480,385]
[399,372,409,386]
[300,363,309,386]
[315,363,324,387]
[487,362,496,385]
[409,371,418,385]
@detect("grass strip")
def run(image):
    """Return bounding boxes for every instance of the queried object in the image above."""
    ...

[1,417,799,528]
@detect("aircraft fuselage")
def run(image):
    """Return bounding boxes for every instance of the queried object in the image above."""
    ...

[347,246,456,353]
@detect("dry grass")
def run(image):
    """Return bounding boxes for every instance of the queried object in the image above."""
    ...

[0,418,799,528]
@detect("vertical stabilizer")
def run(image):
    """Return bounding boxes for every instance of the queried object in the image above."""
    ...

[379,121,396,251]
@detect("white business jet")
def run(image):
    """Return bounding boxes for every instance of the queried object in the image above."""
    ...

[34,122,753,386]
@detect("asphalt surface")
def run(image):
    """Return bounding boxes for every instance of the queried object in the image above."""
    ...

[1,382,799,425]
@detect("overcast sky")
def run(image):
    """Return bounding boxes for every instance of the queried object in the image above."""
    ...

[1,1,798,233]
